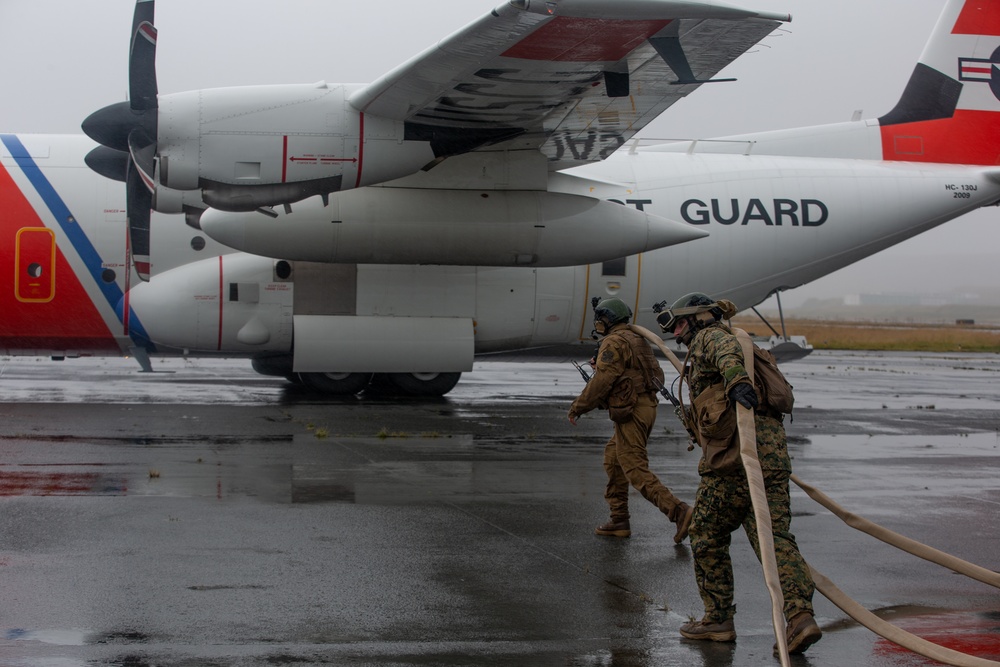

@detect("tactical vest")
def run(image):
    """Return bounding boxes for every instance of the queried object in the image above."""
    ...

[607,327,665,395]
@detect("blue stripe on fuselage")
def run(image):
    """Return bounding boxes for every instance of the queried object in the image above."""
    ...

[0,133,152,348]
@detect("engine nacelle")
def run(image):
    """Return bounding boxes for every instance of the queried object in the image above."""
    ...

[199,188,707,267]
[124,253,294,354]
[124,254,474,374]
[155,83,435,211]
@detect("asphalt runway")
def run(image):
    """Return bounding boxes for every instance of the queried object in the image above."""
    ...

[0,350,998,666]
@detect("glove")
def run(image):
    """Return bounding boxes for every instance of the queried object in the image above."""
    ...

[728,383,759,410]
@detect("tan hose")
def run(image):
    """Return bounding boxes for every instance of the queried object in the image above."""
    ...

[809,567,1000,667]
[791,474,1000,590]
[735,330,791,667]
[796,474,1000,665]
[631,323,1000,665]
[628,324,684,374]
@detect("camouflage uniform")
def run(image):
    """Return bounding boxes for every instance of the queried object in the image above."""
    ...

[569,323,687,524]
[685,321,815,623]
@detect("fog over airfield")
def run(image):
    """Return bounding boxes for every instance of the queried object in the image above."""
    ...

[1,0,994,308]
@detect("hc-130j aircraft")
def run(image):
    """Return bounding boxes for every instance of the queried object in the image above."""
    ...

[1,0,998,396]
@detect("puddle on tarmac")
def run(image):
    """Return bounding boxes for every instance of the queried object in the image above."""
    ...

[791,431,1000,460]
[5,628,89,645]
[870,608,1000,661]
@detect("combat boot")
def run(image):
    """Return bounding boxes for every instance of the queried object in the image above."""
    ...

[679,618,736,642]
[595,519,631,537]
[673,503,694,544]
[776,611,822,655]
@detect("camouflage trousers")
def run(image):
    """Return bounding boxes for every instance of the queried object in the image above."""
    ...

[690,470,815,623]
[603,400,685,522]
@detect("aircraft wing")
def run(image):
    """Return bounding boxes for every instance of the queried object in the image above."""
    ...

[349,0,788,170]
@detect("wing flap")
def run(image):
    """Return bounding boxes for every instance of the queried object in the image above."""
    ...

[350,1,787,168]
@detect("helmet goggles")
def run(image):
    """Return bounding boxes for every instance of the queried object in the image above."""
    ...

[655,303,718,333]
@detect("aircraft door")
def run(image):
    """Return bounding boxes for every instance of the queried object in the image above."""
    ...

[579,255,643,337]
[473,267,536,352]
[533,266,578,343]
[15,228,55,303]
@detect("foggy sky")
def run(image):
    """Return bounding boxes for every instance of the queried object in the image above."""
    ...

[0,0,994,308]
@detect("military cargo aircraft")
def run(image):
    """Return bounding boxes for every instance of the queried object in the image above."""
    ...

[1,0,997,395]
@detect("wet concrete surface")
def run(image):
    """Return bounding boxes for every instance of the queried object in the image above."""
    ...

[0,350,998,666]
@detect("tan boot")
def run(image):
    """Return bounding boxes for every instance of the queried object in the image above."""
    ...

[679,618,736,642]
[782,612,822,655]
[595,519,631,538]
[673,503,694,544]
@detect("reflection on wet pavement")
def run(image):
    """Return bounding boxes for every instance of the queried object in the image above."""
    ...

[0,352,997,666]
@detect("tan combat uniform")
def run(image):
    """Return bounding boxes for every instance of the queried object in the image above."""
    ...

[569,323,688,525]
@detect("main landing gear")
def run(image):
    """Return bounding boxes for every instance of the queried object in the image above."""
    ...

[295,371,461,397]
[251,357,461,397]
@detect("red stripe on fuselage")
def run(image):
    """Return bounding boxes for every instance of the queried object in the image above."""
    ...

[880,109,1000,164]
[0,161,118,353]
[282,135,289,183]
[502,17,671,62]
[953,0,1000,35]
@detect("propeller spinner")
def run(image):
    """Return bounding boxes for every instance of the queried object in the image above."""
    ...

[82,0,158,281]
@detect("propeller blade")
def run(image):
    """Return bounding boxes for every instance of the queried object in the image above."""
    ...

[83,1,157,171]
[130,0,157,114]
[129,20,158,114]
[130,0,155,37]
[128,128,157,193]
[126,129,155,282]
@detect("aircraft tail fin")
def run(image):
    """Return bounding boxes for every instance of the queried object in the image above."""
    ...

[879,0,1000,165]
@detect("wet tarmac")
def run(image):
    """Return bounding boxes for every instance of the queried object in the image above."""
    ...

[0,350,998,666]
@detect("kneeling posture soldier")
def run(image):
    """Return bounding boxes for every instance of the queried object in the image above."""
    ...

[660,292,821,655]
[568,297,693,543]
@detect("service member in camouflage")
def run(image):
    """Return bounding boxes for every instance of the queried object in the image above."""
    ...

[658,292,822,655]
[568,298,693,543]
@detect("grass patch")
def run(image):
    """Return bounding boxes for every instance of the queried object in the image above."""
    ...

[731,318,1000,353]
[376,427,409,439]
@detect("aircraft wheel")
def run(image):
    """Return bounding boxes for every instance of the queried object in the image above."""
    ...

[297,372,372,395]
[382,372,462,397]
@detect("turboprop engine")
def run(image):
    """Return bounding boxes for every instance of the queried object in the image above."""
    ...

[198,188,708,267]
[85,83,439,213]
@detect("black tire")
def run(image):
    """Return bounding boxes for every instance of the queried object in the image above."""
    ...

[251,353,294,377]
[382,372,461,397]
[297,372,372,395]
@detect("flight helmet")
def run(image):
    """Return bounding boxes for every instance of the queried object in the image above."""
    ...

[593,297,632,335]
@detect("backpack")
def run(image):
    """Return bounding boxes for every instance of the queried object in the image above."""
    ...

[736,329,794,415]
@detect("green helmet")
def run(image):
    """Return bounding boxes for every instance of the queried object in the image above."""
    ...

[655,292,717,332]
[594,297,632,327]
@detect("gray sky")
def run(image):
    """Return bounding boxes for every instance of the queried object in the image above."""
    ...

[1,0,994,308]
